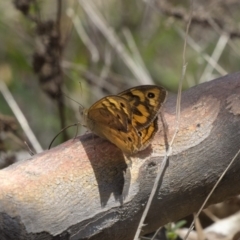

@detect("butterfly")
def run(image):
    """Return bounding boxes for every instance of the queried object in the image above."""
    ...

[80,85,167,154]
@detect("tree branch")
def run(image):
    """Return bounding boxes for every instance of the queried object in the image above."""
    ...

[156,1,240,39]
[1,72,240,240]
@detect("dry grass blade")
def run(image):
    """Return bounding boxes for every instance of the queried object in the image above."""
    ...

[0,80,43,153]
[67,8,99,63]
[78,0,154,85]
[122,28,151,79]
[199,33,229,83]
[176,27,228,76]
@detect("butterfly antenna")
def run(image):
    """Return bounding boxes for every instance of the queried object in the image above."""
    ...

[61,91,84,109]
[48,123,79,150]
[73,122,79,140]
[78,81,83,95]
[77,81,84,109]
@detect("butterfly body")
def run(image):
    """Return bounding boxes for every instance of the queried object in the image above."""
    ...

[81,85,167,154]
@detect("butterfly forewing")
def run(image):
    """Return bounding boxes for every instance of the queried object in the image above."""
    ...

[85,95,132,133]
[118,85,167,130]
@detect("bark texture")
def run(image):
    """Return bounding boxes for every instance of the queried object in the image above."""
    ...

[0,72,240,240]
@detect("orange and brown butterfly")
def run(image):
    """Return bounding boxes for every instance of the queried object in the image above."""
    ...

[80,85,167,154]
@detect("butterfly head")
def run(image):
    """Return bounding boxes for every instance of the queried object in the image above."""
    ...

[79,106,88,128]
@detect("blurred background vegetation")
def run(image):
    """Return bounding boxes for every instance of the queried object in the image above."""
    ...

[1,0,240,238]
[0,0,240,156]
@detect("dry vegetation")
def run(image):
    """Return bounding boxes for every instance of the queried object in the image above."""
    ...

[0,0,240,239]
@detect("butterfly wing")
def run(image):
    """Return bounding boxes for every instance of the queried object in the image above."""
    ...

[81,85,167,154]
[90,117,158,154]
[95,122,141,154]
[85,95,132,134]
[83,95,141,154]
[100,117,159,154]
[138,117,158,151]
[118,85,167,130]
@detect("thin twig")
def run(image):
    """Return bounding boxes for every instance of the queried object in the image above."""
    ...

[0,80,43,153]
[183,147,240,239]
[67,8,99,62]
[55,0,68,141]
[56,0,62,39]
[157,1,240,39]
[78,0,154,85]
[133,1,193,239]
[133,152,168,240]
[150,226,162,240]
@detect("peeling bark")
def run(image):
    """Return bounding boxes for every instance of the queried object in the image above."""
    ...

[0,72,240,240]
